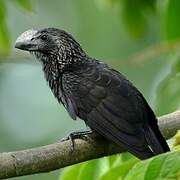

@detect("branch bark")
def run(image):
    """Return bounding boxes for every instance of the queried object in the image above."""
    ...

[0,111,180,179]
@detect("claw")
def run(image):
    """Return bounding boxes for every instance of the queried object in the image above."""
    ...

[59,129,93,152]
[60,133,75,152]
[68,133,76,152]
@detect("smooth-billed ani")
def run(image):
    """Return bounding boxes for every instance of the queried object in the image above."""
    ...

[15,28,170,159]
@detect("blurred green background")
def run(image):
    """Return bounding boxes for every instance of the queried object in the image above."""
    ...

[0,0,179,180]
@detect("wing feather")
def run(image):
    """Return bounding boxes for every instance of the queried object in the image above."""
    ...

[61,63,168,159]
[86,109,154,159]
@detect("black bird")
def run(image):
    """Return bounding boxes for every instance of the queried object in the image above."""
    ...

[15,28,170,159]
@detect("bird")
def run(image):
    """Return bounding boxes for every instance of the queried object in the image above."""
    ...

[15,28,170,160]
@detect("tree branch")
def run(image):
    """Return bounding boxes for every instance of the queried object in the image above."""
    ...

[0,111,180,179]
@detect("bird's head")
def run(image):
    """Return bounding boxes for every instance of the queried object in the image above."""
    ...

[15,28,86,71]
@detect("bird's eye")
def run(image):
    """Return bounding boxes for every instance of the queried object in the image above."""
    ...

[40,34,48,41]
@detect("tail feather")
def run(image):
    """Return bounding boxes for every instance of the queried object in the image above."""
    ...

[144,123,170,155]
[131,146,154,160]
[139,92,170,154]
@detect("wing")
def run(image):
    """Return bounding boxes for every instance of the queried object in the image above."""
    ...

[61,63,164,159]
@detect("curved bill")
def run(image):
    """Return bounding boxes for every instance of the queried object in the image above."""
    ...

[15,29,38,51]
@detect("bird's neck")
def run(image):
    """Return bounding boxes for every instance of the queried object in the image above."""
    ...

[42,54,91,101]
[41,56,60,100]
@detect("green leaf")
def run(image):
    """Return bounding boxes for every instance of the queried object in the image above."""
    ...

[120,152,135,162]
[15,0,33,12]
[124,151,180,180]
[108,154,121,167]
[97,0,156,38]
[100,158,139,180]
[144,155,167,180]
[121,0,146,38]
[165,0,180,40]
[60,158,110,180]
[74,161,97,180]
[120,0,156,38]
[60,163,82,180]
[124,159,149,180]
[60,153,139,180]
[155,56,180,116]
[109,152,136,168]
[78,158,109,180]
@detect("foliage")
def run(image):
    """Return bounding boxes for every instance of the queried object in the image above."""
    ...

[97,0,156,38]
[120,0,156,38]
[60,151,180,180]
[165,0,180,40]
[0,0,32,54]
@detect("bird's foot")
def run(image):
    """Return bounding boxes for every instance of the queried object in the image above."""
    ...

[60,129,93,152]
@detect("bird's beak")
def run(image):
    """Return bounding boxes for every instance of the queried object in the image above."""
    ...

[15,29,38,51]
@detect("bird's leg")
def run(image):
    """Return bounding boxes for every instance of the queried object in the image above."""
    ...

[60,129,93,152]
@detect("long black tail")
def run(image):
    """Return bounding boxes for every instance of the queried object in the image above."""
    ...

[144,121,170,155]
